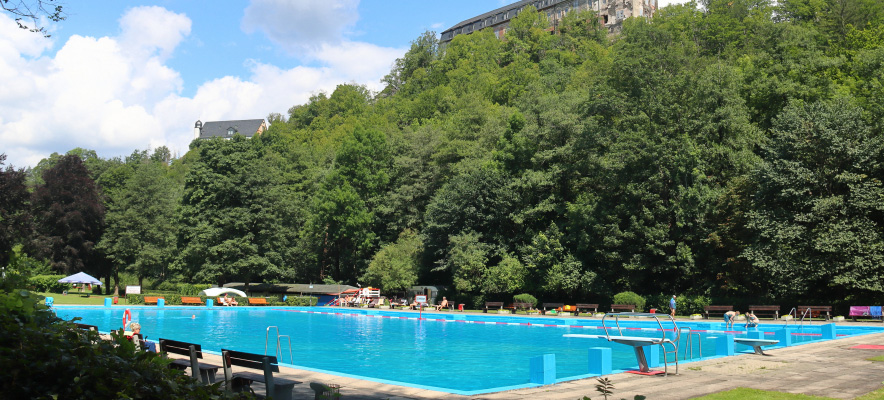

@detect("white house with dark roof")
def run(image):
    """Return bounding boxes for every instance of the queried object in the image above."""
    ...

[193,119,267,140]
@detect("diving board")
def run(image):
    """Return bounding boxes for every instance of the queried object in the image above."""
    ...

[734,338,779,355]
[565,312,680,376]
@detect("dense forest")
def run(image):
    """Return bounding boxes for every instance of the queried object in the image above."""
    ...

[3,0,884,309]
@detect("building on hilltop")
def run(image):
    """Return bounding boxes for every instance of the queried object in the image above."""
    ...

[440,0,656,43]
[193,119,267,140]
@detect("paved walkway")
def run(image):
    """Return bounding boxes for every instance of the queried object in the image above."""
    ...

[192,317,884,400]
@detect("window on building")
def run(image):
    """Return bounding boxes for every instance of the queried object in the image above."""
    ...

[616,10,624,19]
[227,128,235,136]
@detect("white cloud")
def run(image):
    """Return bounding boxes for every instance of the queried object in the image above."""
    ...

[0,5,405,169]
[241,0,360,53]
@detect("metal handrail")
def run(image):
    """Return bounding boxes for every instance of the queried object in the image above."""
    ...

[680,327,702,360]
[600,312,680,375]
[798,308,812,329]
[265,326,279,356]
[784,307,796,327]
[277,335,293,364]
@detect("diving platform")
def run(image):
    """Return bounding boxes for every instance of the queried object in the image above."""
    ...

[733,338,779,355]
[565,312,680,376]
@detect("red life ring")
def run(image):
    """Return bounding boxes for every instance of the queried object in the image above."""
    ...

[122,309,132,329]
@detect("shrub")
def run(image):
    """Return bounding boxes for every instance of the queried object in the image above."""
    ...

[513,293,538,307]
[127,294,144,305]
[646,294,711,315]
[28,275,70,293]
[0,289,254,399]
[613,291,646,312]
[178,283,212,296]
[156,281,177,291]
[283,296,317,307]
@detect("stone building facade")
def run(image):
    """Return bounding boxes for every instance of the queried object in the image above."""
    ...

[440,0,657,43]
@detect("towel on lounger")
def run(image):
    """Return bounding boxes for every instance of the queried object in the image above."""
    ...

[871,306,882,317]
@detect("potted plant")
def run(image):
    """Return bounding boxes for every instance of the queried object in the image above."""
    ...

[690,313,703,320]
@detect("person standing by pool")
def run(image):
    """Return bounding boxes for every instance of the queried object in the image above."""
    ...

[724,310,739,329]
[669,295,677,317]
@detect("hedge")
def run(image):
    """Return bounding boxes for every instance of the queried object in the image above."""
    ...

[28,275,70,293]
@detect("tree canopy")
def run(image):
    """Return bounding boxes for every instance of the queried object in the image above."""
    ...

[7,1,884,308]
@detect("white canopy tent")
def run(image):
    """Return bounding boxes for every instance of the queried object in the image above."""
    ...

[57,272,102,285]
[198,288,247,297]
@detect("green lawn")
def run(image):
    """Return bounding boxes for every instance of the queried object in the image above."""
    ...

[697,388,884,400]
[39,292,131,305]
[868,355,884,362]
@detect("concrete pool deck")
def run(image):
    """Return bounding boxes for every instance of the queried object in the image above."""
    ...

[190,313,884,399]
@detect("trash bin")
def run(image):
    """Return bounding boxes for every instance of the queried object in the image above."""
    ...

[113,296,119,304]
[458,304,465,311]
[650,308,656,313]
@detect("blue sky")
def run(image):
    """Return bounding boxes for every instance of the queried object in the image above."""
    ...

[0,0,681,168]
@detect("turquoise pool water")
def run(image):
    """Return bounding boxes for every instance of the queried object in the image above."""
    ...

[53,306,884,395]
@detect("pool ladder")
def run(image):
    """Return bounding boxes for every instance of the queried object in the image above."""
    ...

[785,308,812,330]
[680,327,702,360]
[265,326,293,364]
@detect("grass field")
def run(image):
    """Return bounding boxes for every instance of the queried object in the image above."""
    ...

[39,292,130,305]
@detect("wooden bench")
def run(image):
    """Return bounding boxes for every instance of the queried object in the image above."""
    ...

[144,296,163,305]
[541,303,564,315]
[509,302,533,314]
[248,298,270,306]
[483,302,504,313]
[74,323,99,331]
[704,305,734,319]
[796,306,832,320]
[222,349,299,400]
[574,303,599,316]
[181,296,203,305]
[749,305,781,320]
[159,338,221,384]
[435,299,455,311]
[611,304,636,313]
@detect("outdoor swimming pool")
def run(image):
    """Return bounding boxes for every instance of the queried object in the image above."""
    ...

[53,306,884,395]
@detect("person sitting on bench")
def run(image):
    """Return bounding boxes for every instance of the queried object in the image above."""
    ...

[745,311,759,328]
[724,310,740,329]
[435,297,449,311]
